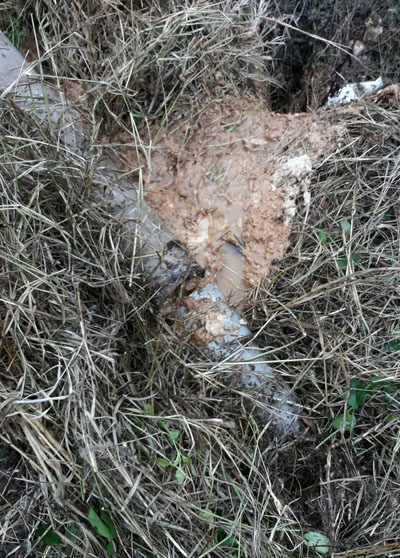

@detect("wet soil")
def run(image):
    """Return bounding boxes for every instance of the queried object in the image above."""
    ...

[116,97,342,307]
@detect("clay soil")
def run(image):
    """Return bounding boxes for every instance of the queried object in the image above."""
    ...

[132,98,343,306]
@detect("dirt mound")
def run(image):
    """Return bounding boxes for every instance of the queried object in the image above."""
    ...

[141,98,343,305]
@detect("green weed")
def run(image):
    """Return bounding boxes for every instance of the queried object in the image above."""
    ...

[303,531,330,554]
[34,526,60,547]
[332,376,400,432]
[88,506,117,555]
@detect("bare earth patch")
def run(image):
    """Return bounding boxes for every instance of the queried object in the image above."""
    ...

[136,98,343,305]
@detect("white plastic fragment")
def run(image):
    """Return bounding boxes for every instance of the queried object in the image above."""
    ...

[327,76,383,106]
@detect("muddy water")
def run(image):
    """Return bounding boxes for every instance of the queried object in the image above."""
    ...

[110,97,342,307]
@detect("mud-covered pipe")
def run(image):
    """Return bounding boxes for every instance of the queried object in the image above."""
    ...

[0,31,301,433]
[177,284,301,432]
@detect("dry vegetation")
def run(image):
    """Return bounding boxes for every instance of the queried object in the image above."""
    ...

[0,1,400,557]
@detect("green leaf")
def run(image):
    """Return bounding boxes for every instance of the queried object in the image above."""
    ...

[318,230,327,245]
[199,508,214,522]
[341,219,351,232]
[214,529,238,548]
[333,411,356,431]
[35,526,46,538]
[42,530,60,547]
[157,458,170,468]
[304,531,330,554]
[106,541,115,555]
[346,379,367,409]
[88,508,113,541]
[100,510,117,540]
[385,339,400,353]
[175,469,185,484]
[168,430,180,441]
[35,527,60,547]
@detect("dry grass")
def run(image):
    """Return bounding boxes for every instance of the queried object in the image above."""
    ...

[1,1,400,558]
[246,92,400,552]
[15,0,284,130]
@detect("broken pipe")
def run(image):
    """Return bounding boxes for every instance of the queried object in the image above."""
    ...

[0,31,301,434]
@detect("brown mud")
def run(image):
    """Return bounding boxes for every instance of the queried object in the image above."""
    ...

[119,97,343,307]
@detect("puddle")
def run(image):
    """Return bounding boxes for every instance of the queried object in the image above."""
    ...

[217,242,246,308]
[106,97,343,307]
